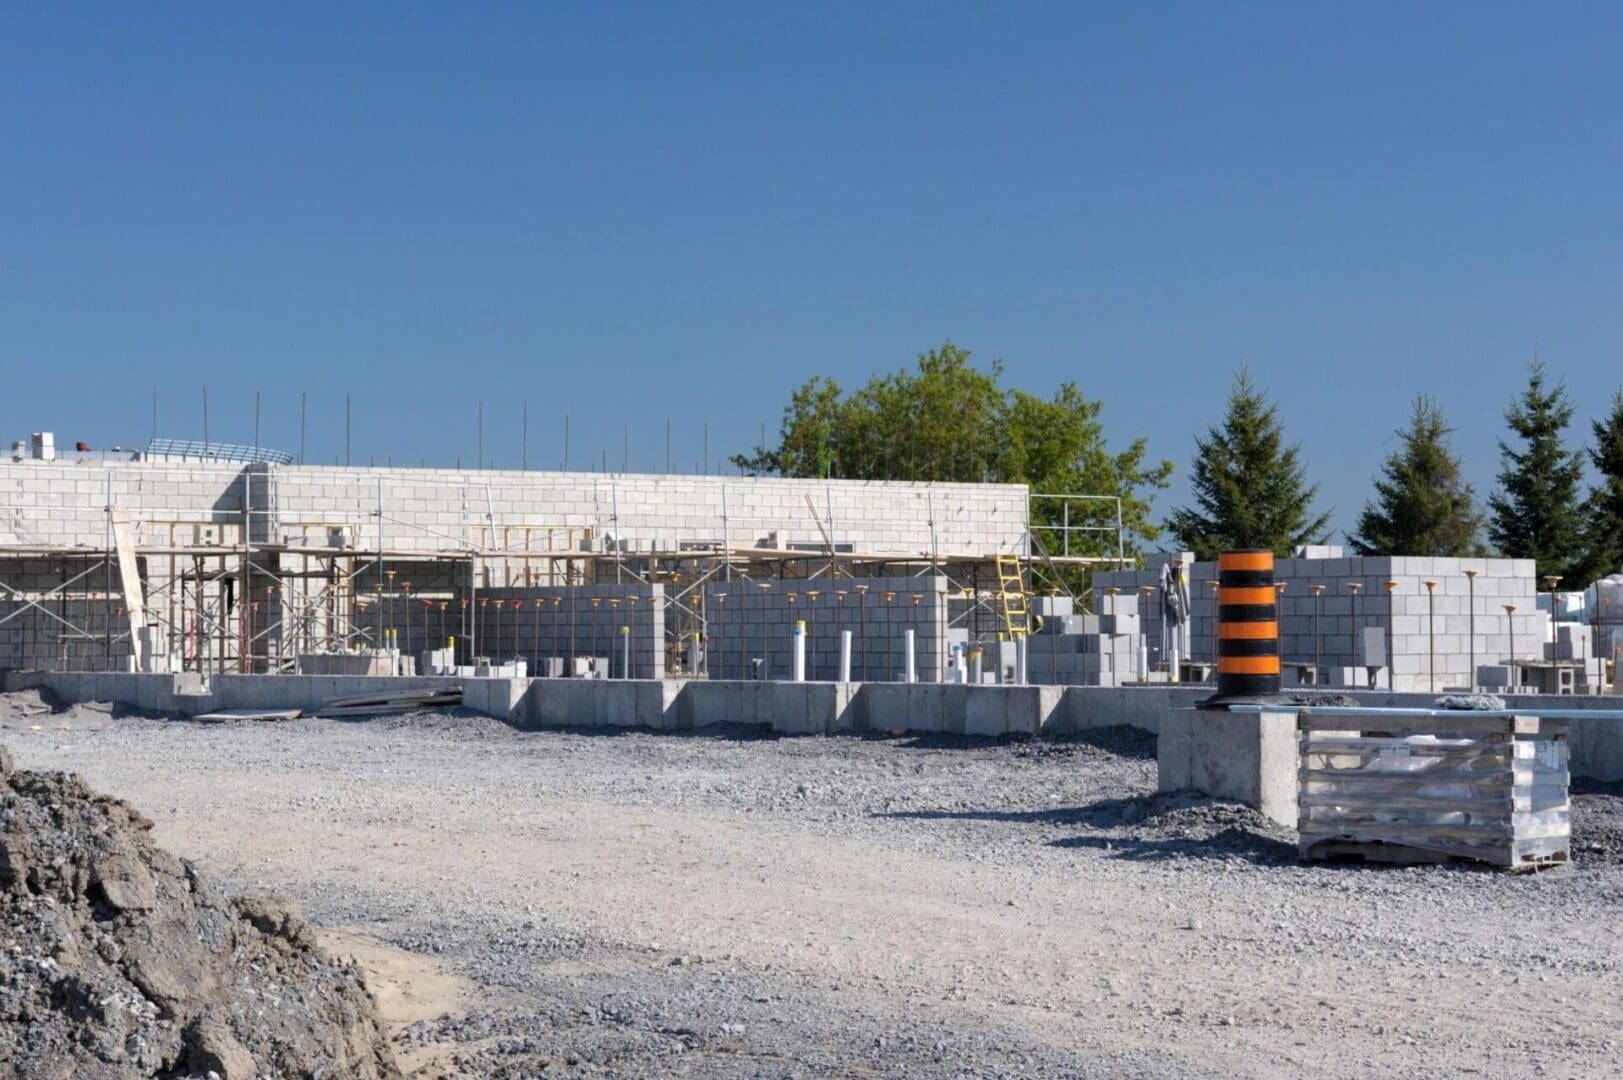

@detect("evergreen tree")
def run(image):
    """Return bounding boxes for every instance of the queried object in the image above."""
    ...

[1349,395,1483,556]
[1167,366,1330,559]
[1576,390,1623,582]
[1487,360,1586,581]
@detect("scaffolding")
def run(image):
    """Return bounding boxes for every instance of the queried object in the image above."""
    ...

[0,483,1134,676]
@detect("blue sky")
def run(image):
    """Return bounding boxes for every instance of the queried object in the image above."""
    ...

[4,3,1620,540]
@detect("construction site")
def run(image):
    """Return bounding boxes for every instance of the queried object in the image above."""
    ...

[2,439,1622,1078]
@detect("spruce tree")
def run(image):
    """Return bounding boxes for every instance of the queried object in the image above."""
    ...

[1349,395,1483,556]
[1487,359,1586,581]
[1168,366,1330,560]
[1576,390,1623,582]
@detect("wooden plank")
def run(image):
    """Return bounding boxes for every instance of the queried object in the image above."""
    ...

[323,689,462,709]
[110,512,146,669]
[192,708,303,723]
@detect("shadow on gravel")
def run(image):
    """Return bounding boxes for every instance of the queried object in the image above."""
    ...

[525,721,780,742]
[867,724,1156,760]
[880,790,1298,866]
[1050,825,1297,865]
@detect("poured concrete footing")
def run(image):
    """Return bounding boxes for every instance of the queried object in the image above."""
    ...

[1156,708,1300,827]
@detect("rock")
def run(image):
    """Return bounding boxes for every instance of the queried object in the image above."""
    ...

[234,893,314,947]
[93,849,158,911]
[187,1018,257,1079]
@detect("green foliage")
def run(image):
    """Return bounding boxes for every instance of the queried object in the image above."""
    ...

[731,342,1174,554]
[1575,390,1623,583]
[1487,360,1586,581]
[1349,395,1484,557]
[1167,366,1330,560]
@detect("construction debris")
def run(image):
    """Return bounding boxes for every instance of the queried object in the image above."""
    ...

[190,707,304,723]
[317,686,463,718]
[0,745,398,1078]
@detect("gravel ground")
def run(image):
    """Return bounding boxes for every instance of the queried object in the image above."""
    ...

[2,690,1621,1078]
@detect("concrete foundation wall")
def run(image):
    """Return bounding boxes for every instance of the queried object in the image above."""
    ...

[1052,687,1210,735]
[14,670,1621,807]
[207,674,462,713]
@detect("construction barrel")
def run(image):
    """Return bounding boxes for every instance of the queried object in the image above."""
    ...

[1216,548,1281,700]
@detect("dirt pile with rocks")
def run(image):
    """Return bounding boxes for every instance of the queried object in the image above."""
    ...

[0,745,398,1079]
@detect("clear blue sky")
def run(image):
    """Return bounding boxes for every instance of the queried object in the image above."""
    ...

[4,3,1620,540]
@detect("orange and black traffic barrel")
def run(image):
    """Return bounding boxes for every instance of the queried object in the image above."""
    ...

[1214,548,1281,701]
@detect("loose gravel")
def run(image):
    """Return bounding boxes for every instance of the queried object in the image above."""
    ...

[2,690,1621,1078]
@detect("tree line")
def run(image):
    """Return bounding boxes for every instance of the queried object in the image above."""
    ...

[734,344,1623,584]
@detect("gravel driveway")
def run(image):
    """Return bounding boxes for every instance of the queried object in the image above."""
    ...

[3,690,1620,1078]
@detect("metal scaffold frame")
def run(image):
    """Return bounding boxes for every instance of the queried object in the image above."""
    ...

[0,479,1137,677]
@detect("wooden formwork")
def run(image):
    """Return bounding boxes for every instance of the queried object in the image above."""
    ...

[1297,711,1570,870]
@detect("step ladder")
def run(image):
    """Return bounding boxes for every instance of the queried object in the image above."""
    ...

[997,555,1032,640]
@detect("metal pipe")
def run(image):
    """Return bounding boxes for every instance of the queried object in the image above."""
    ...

[1465,569,1478,692]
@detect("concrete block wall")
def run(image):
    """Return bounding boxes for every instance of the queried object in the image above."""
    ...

[0,555,137,671]
[0,459,250,547]
[255,464,1028,559]
[702,575,950,682]
[1094,555,1552,693]
[357,583,665,678]
[2,457,1026,561]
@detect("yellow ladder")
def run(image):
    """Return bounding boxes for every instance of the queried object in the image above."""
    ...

[997,555,1032,640]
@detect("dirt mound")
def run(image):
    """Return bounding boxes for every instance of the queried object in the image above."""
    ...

[0,746,399,1079]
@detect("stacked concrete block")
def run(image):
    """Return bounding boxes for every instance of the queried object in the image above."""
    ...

[1094,554,1551,693]
[1025,628,1134,687]
[702,576,949,682]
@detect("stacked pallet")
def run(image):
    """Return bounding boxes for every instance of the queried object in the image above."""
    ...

[316,686,463,718]
[1298,710,1570,870]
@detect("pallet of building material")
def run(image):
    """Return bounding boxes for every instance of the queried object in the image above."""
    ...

[316,687,462,717]
[1297,711,1570,871]
[191,708,304,723]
